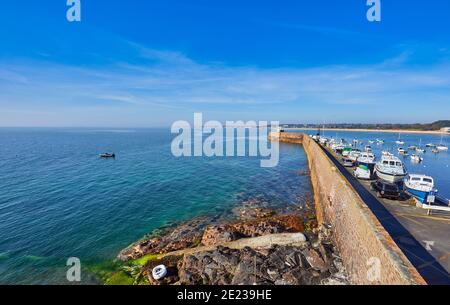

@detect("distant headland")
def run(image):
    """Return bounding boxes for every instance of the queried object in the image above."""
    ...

[281,120,450,135]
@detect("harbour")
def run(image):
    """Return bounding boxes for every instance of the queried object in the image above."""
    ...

[270,131,450,284]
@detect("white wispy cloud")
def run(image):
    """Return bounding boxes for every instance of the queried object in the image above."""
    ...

[0,40,450,126]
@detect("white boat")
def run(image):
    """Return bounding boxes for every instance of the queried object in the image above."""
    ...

[408,145,417,151]
[348,150,362,161]
[410,154,423,163]
[415,139,425,153]
[319,137,329,145]
[376,139,385,145]
[415,148,426,153]
[369,140,375,144]
[397,147,408,155]
[426,143,435,148]
[365,145,373,153]
[404,174,437,203]
[355,155,376,180]
[357,152,376,163]
[395,133,405,145]
[436,133,448,151]
[375,155,408,183]
[342,158,354,167]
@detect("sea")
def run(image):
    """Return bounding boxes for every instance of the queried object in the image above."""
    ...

[0,128,311,284]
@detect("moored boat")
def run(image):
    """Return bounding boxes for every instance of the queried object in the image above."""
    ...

[410,154,423,163]
[100,153,116,158]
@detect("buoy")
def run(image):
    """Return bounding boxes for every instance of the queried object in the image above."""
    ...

[152,265,167,280]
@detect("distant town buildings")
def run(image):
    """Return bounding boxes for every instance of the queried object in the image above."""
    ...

[441,127,450,133]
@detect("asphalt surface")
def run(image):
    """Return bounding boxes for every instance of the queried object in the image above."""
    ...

[319,143,450,285]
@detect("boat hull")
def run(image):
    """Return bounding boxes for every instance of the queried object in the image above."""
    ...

[405,187,430,203]
[375,168,406,183]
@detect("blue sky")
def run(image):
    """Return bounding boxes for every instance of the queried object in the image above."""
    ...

[1,0,450,127]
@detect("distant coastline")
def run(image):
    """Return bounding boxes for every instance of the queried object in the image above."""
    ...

[284,127,449,136]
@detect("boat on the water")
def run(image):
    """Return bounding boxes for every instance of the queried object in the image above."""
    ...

[436,145,449,151]
[410,154,423,163]
[375,155,407,183]
[436,133,448,151]
[398,148,408,156]
[395,133,405,145]
[100,153,116,158]
[404,174,437,203]
[416,147,425,153]
[426,143,435,148]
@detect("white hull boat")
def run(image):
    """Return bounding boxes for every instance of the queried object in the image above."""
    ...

[404,174,437,203]
[375,155,407,183]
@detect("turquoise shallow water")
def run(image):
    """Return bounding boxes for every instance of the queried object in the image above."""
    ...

[297,129,450,199]
[0,128,311,284]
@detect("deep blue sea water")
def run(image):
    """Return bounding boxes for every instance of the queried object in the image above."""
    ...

[297,129,450,199]
[0,128,311,284]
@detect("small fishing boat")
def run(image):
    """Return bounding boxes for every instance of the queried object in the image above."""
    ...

[355,154,376,180]
[415,139,425,153]
[398,148,408,156]
[416,147,426,153]
[358,152,376,163]
[375,155,408,183]
[382,150,394,157]
[369,140,375,144]
[408,145,417,151]
[404,174,437,203]
[410,154,423,163]
[348,149,362,161]
[432,148,440,154]
[365,145,373,153]
[376,139,385,145]
[426,143,435,148]
[342,147,353,157]
[342,158,355,167]
[395,133,405,145]
[99,153,116,158]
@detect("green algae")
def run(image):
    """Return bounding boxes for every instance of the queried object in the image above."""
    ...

[129,253,161,266]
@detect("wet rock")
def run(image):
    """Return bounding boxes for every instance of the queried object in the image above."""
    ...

[201,215,305,247]
[118,217,208,261]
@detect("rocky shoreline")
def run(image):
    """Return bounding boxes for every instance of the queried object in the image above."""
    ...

[110,198,349,285]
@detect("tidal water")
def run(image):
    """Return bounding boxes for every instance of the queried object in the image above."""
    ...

[298,129,450,199]
[0,128,311,284]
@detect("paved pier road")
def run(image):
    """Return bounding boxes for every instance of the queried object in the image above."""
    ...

[318,144,450,285]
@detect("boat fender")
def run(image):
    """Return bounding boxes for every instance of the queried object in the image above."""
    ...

[152,265,168,280]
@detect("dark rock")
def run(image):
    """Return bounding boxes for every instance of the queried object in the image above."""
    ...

[302,248,329,272]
